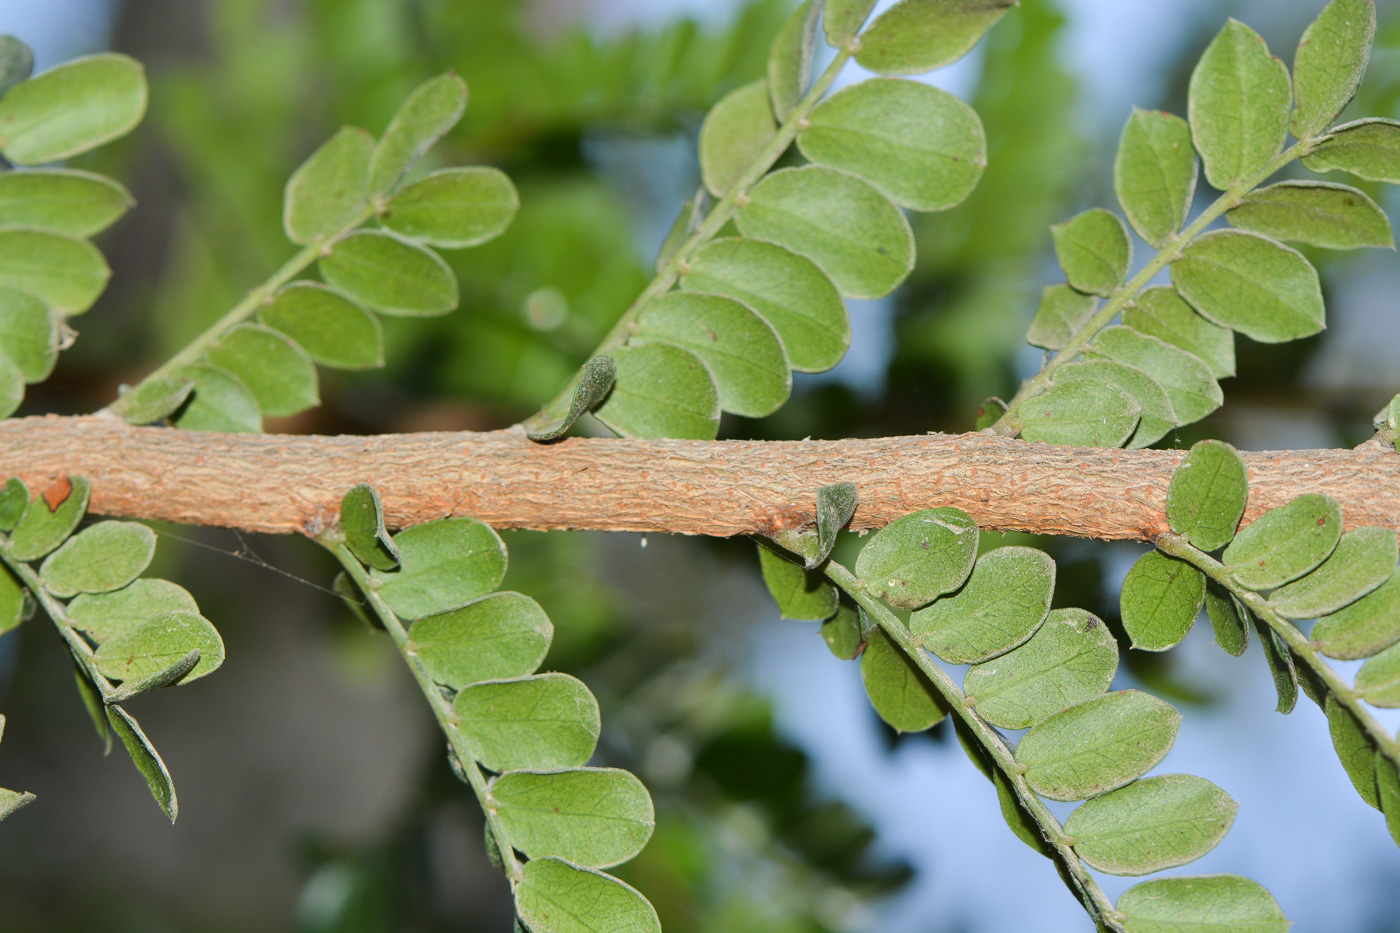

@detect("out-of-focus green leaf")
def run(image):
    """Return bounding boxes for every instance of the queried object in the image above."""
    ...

[856,0,1013,76]
[1205,583,1249,656]
[1018,380,1140,448]
[1087,325,1222,426]
[860,626,945,732]
[1056,360,1175,450]
[0,36,33,98]
[381,167,519,248]
[0,229,108,316]
[1256,616,1298,714]
[1188,20,1291,189]
[820,603,863,660]
[798,78,986,212]
[8,476,88,561]
[1271,527,1395,620]
[106,705,177,823]
[655,193,704,274]
[1121,551,1205,652]
[514,858,660,933]
[736,165,914,299]
[1228,181,1392,249]
[1326,694,1379,808]
[975,397,1007,431]
[824,0,877,46]
[911,546,1054,664]
[757,540,839,621]
[39,521,155,598]
[492,768,654,868]
[206,323,319,418]
[1116,875,1289,933]
[855,506,978,610]
[410,592,551,689]
[259,282,383,370]
[319,230,458,317]
[682,237,849,372]
[1356,641,1400,707]
[1050,208,1131,298]
[1291,0,1376,140]
[94,609,224,685]
[1377,752,1400,847]
[0,53,147,165]
[1313,570,1400,660]
[115,375,194,426]
[1175,230,1324,344]
[453,673,600,772]
[68,578,198,643]
[1222,493,1342,591]
[0,287,56,384]
[1016,690,1180,801]
[767,0,820,121]
[1123,286,1235,380]
[0,566,23,637]
[592,343,720,440]
[367,71,468,195]
[1026,284,1096,351]
[964,608,1119,730]
[340,484,399,572]
[1114,108,1196,248]
[1064,774,1237,876]
[0,477,25,532]
[172,364,261,434]
[0,169,132,237]
[1166,440,1248,552]
[372,517,507,620]
[283,125,373,245]
[1303,118,1400,182]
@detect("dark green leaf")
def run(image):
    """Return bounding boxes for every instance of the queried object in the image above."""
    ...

[820,603,863,660]
[1016,690,1180,801]
[860,626,946,732]
[1291,0,1376,140]
[71,660,110,752]
[854,506,978,610]
[1222,493,1342,590]
[94,609,224,685]
[0,169,132,237]
[1087,325,1222,425]
[1326,694,1379,808]
[1114,108,1197,248]
[1356,641,1400,707]
[381,167,519,249]
[1312,569,1400,659]
[1204,582,1249,657]
[1270,526,1395,619]
[911,546,1054,664]
[1064,774,1237,876]
[1116,875,1289,933]
[1175,230,1325,344]
[1377,752,1400,848]
[340,484,399,572]
[514,858,660,933]
[0,53,147,165]
[67,578,199,643]
[0,36,33,98]
[824,0,877,46]
[172,364,261,434]
[259,282,383,371]
[592,343,720,440]
[283,126,373,245]
[0,287,57,383]
[493,768,654,869]
[1121,551,1205,652]
[1056,360,1176,450]
[106,704,177,822]
[8,476,88,561]
[1124,286,1235,380]
[1188,20,1291,190]
[955,719,1052,857]
[1018,380,1141,448]
[699,79,777,198]
[964,608,1119,731]
[1166,439,1248,552]
[453,673,600,772]
[372,517,507,620]
[681,237,849,373]
[367,72,468,195]
[1026,284,1097,352]
[39,521,155,598]
[1255,616,1297,714]
[757,540,839,621]
[735,165,914,299]
[856,0,1013,76]
[206,323,319,418]
[114,374,194,425]
[1050,208,1131,298]
[767,0,821,122]
[409,592,551,688]
[0,477,25,531]
[523,356,616,441]
[1303,117,1400,183]
[1228,181,1392,249]
[319,230,457,317]
[0,564,22,637]
[0,228,109,316]
[815,482,857,567]
[798,78,986,212]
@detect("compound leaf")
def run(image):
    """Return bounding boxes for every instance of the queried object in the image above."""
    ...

[0,229,108,316]
[1114,108,1197,248]
[94,609,224,685]
[283,125,373,245]
[1228,180,1392,250]
[1026,284,1097,352]
[39,521,155,598]
[340,484,399,572]
[319,230,457,317]
[1222,493,1342,590]
[856,0,1013,76]
[1312,569,1400,660]
[514,858,660,933]
[860,626,946,732]
[492,768,654,869]
[1064,774,1237,876]
[171,364,261,434]
[1291,0,1376,141]
[757,540,838,621]
[1270,526,1395,619]
[1124,286,1235,380]
[453,673,600,772]
[1326,694,1379,808]
[855,507,978,610]
[1188,20,1291,190]
[1303,117,1400,183]
[1116,875,1289,933]
[367,72,467,195]
[911,546,1054,664]
[206,323,319,418]
[259,282,383,370]
[409,592,551,689]
[592,343,719,441]
[1121,551,1206,652]
[0,168,132,237]
[1087,325,1222,425]
[1018,380,1140,448]
[699,79,776,200]
[1051,208,1131,298]
[1056,360,1176,450]
[106,704,177,823]
[9,476,88,561]
[380,167,518,249]
[1166,439,1248,552]
[0,53,147,165]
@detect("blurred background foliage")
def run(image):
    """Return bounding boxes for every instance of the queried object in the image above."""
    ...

[1,0,1399,931]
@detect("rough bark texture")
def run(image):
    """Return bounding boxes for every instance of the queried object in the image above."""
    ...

[1,416,1397,541]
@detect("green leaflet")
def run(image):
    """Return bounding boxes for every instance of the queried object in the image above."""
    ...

[0,37,32,98]
[820,603,863,660]
[1188,19,1291,190]
[735,165,914,300]
[1204,582,1249,657]
[0,287,58,383]
[106,705,177,823]
[283,126,373,246]
[633,291,790,419]
[72,661,110,752]
[372,517,507,620]
[963,608,1118,731]
[319,230,458,317]
[1228,181,1392,250]
[340,484,399,572]
[1015,690,1180,801]
[0,477,25,531]
[0,53,147,165]
[1222,493,1342,591]
[910,546,1054,664]
[1166,439,1248,552]
[380,167,519,249]
[68,578,199,643]
[975,397,1007,431]
[1303,118,1400,183]
[94,609,225,685]
[0,169,133,237]
[523,356,616,442]
[172,364,261,433]
[1087,325,1222,426]
[698,80,778,198]
[1124,286,1235,380]
[0,228,109,316]
[1056,360,1176,450]
[954,718,1052,857]
[798,78,986,212]
[453,674,600,772]
[108,649,201,703]
[1356,641,1400,707]
[1326,694,1379,809]
[1064,774,1237,876]
[856,0,1013,76]
[206,323,319,418]
[1114,108,1197,248]
[1051,208,1131,298]
[1291,0,1376,141]
[823,0,877,46]
[514,858,660,933]
[1018,380,1141,448]
[409,592,551,689]
[1270,526,1396,619]
[1116,875,1290,933]
[815,481,858,567]
[1174,230,1324,344]
[9,476,88,561]
[115,374,194,426]
[681,237,849,373]
[1312,570,1400,660]
[767,0,821,122]
[860,626,946,732]
[757,540,838,621]
[854,506,978,610]
[367,72,467,196]
[1255,616,1298,715]
[1378,753,1400,848]
[0,351,19,419]
[492,768,654,869]
[0,566,24,637]
[0,786,33,822]
[1026,284,1097,352]
[39,521,155,598]
[259,282,383,371]
[1121,551,1206,652]
[592,343,720,441]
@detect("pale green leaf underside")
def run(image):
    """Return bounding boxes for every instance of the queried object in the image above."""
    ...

[206,323,319,418]
[1222,492,1342,590]
[0,286,58,383]
[0,53,147,165]
[1018,380,1140,449]
[410,591,551,689]
[855,506,978,610]
[514,858,660,933]
[1026,284,1097,352]
[767,0,820,122]
[1173,230,1324,344]
[1188,19,1291,190]
[492,767,654,869]
[319,230,457,317]
[0,169,132,237]
[367,71,467,196]
[381,167,519,249]
[94,609,224,685]
[1291,0,1376,141]
[172,364,261,434]
[592,343,720,441]
[9,476,88,561]
[1228,180,1392,250]
[699,79,776,199]
[1166,439,1248,552]
[1124,286,1235,380]
[453,673,601,772]
[823,0,877,46]
[1114,107,1197,248]
[372,517,507,620]
[1051,208,1131,298]
[67,578,198,643]
[106,704,177,823]
[1303,118,1400,183]
[855,0,1013,77]
[283,125,372,246]
[261,282,384,370]
[1087,325,1222,426]
[1312,569,1400,660]
[1056,359,1175,450]
[40,520,154,598]
[0,228,109,316]
[1064,774,1237,876]
[1269,526,1395,620]
[1116,874,1289,933]
[911,546,1054,664]
[1356,640,1400,707]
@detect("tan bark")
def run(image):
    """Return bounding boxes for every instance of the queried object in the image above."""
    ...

[0,415,1396,541]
